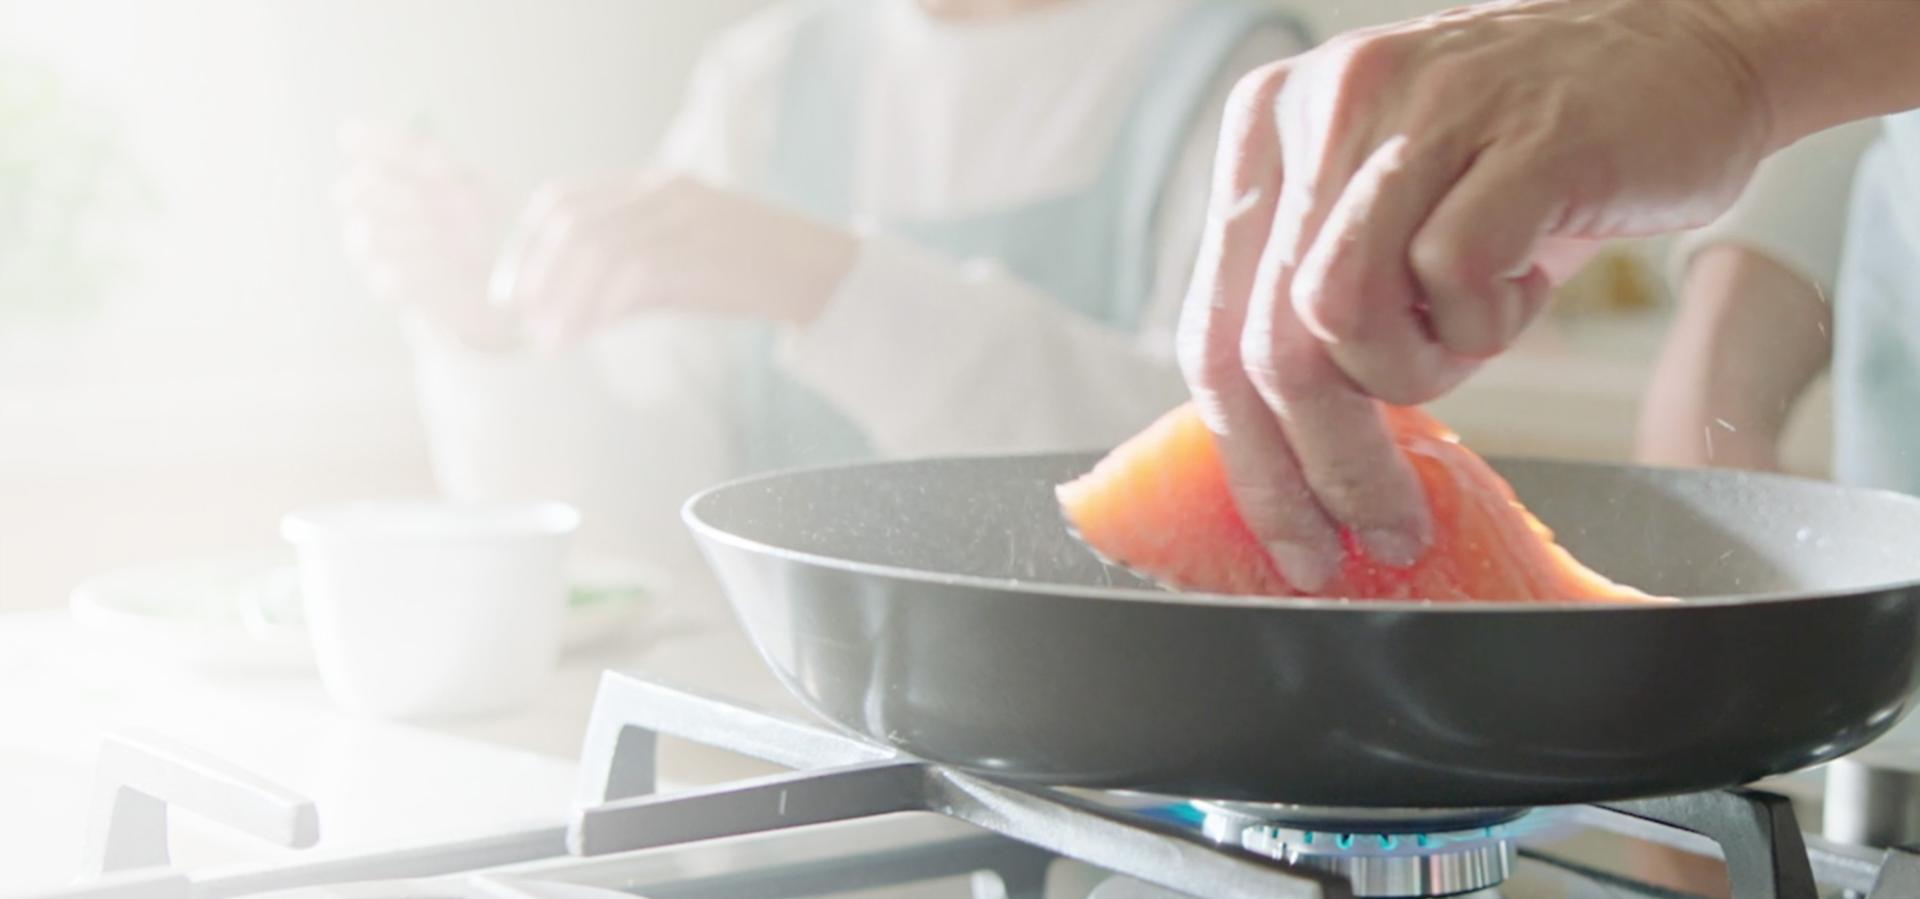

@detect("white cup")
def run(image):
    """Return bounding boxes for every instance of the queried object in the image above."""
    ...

[281,501,579,720]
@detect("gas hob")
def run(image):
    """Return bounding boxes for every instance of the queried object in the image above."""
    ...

[49,670,1920,899]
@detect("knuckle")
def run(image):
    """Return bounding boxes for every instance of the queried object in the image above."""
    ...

[1226,61,1290,121]
[1238,325,1316,400]
[1409,55,1471,104]
[1331,32,1406,83]
[1289,270,1366,343]
[1409,229,1482,301]
[1176,320,1244,390]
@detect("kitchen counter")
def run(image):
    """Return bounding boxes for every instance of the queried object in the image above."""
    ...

[0,581,797,896]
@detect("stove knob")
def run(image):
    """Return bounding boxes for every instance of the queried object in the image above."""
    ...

[1823,748,1920,847]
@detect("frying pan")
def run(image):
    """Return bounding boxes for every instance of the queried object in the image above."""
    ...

[683,453,1920,808]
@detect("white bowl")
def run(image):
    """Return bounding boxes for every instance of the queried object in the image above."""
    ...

[282,501,579,720]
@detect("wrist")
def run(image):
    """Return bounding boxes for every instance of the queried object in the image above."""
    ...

[1680,0,1789,151]
[1700,0,1920,152]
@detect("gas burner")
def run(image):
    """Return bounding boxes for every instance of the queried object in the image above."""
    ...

[1193,803,1532,898]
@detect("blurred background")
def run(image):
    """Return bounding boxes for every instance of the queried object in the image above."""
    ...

[0,0,775,612]
[0,0,1834,615]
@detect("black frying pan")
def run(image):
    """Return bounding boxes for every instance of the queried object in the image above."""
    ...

[683,454,1920,808]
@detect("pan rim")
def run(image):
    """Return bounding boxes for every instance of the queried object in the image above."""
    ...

[682,451,1920,613]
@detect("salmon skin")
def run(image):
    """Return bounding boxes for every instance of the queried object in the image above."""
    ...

[1056,403,1662,602]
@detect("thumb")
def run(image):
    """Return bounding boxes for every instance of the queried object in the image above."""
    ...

[1409,148,1567,359]
[1534,235,1606,285]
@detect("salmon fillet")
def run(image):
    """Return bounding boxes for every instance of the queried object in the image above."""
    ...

[1056,403,1659,602]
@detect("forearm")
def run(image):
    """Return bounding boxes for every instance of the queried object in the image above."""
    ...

[1638,245,1831,469]
[1712,0,1920,150]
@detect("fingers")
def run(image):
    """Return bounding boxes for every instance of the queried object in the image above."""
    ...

[1230,138,1574,570]
[1242,156,1433,568]
[488,182,632,312]
[1410,146,1564,358]
[1289,135,1479,404]
[488,175,685,348]
[1243,320,1432,567]
[1178,64,1345,592]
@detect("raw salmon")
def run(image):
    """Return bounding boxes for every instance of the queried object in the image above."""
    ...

[1057,403,1659,602]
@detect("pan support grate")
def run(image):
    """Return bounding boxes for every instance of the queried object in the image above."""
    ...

[569,669,1911,899]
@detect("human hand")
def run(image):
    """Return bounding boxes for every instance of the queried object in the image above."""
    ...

[486,173,857,349]
[334,122,518,351]
[1178,0,1776,589]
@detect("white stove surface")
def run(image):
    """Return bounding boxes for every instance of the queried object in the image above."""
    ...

[0,579,796,896]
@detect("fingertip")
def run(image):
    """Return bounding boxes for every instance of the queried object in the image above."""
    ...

[1355,449,1435,568]
[1265,539,1337,593]
[1358,525,1425,569]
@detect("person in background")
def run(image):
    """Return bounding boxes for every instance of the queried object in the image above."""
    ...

[336,0,1310,574]
[1637,121,1879,474]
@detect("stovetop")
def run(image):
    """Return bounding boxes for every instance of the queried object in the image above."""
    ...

[52,669,1920,899]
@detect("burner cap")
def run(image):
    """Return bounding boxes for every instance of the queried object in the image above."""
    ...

[1194,803,1527,898]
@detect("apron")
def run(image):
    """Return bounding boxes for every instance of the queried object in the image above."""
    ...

[731,0,1310,473]
[1833,111,1920,750]
[1834,110,1920,494]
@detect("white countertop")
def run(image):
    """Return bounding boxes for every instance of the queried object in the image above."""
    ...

[0,583,799,897]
